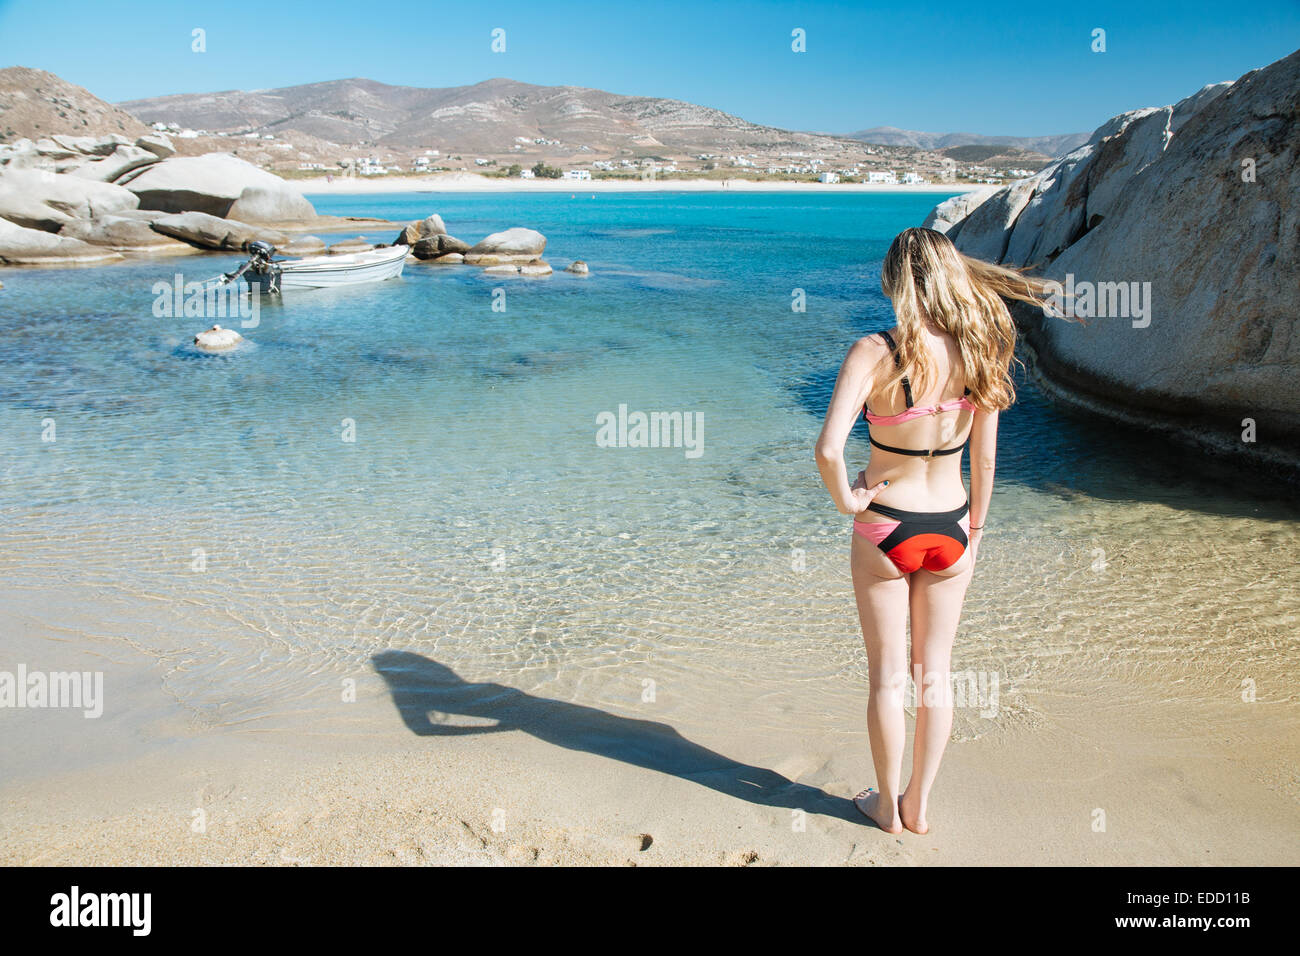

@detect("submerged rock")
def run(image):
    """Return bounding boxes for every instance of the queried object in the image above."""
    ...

[565,260,590,275]
[519,259,552,277]
[194,324,243,352]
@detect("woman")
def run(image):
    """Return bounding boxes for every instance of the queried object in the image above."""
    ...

[815,227,1059,834]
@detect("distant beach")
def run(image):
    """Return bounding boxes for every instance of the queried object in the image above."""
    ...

[295,172,988,195]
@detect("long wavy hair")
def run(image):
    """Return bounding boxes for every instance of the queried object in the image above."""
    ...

[879,227,1064,411]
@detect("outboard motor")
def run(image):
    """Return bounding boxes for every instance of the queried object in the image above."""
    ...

[246,240,277,268]
[218,239,282,293]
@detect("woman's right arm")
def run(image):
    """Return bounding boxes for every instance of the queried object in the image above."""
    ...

[967,409,999,560]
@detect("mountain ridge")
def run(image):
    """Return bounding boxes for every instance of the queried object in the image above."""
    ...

[846,126,1089,157]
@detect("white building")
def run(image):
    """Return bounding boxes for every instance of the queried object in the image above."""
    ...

[866,171,898,184]
[901,172,927,184]
[519,168,535,179]
[562,169,592,181]
[819,172,840,184]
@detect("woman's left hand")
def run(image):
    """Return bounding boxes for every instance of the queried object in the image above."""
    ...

[844,471,888,515]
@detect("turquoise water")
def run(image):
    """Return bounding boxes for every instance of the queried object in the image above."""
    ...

[0,192,1296,745]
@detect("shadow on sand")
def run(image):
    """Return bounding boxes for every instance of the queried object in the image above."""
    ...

[372,650,859,824]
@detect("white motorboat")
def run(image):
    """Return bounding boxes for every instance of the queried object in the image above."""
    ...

[220,241,408,292]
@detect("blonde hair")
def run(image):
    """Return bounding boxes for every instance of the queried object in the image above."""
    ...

[879,227,1065,412]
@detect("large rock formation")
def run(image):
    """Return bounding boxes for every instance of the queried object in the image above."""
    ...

[0,132,174,176]
[65,144,161,182]
[925,50,1299,474]
[0,168,139,231]
[226,185,316,222]
[0,216,124,264]
[150,211,288,251]
[465,227,547,265]
[410,233,470,259]
[60,213,196,254]
[118,153,315,220]
[394,214,446,245]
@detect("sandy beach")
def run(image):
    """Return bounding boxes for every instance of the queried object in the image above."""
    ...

[293,171,986,196]
[3,626,1295,866]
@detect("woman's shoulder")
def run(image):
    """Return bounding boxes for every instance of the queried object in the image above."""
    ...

[845,331,897,366]
[849,330,897,355]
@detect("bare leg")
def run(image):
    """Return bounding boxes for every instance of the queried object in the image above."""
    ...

[850,531,909,833]
[901,555,973,834]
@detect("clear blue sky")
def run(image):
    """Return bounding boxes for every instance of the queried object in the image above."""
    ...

[1,0,1295,136]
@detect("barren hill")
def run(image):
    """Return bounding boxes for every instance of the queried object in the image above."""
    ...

[0,66,152,142]
[120,76,856,154]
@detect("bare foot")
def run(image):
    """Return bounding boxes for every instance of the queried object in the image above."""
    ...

[853,788,903,834]
[899,788,929,834]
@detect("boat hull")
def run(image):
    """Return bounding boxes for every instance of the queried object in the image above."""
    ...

[242,245,409,291]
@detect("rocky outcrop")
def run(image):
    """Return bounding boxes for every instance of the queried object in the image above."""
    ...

[394,214,447,245]
[327,238,376,255]
[0,168,139,231]
[280,235,327,256]
[60,213,196,254]
[465,227,546,264]
[921,187,996,240]
[119,153,315,220]
[566,260,590,275]
[150,211,287,251]
[410,233,470,259]
[925,49,1300,473]
[226,186,316,223]
[948,178,1036,263]
[0,216,124,264]
[0,132,174,176]
[66,144,161,183]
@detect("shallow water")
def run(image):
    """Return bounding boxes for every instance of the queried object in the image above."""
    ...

[0,191,1296,754]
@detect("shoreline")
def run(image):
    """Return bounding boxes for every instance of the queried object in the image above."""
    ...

[294,173,982,196]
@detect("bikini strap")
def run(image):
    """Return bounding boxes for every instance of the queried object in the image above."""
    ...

[878,331,913,408]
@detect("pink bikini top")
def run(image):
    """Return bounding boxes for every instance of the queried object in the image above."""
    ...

[863,395,978,426]
[862,330,976,458]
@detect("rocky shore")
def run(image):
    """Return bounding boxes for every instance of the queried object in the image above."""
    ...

[0,135,569,276]
[923,48,1299,479]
